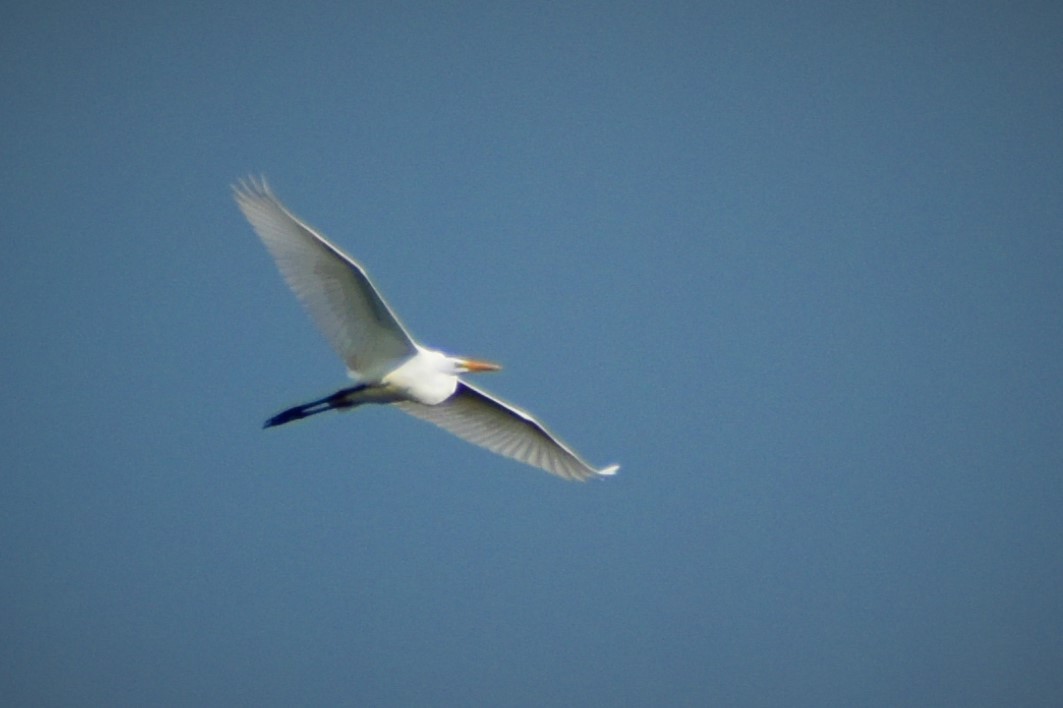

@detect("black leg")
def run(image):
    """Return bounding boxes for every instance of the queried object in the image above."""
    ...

[263,385,367,428]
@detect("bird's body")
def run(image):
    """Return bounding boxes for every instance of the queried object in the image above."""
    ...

[382,347,465,405]
[234,178,618,481]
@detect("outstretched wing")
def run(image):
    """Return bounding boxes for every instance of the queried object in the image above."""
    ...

[234,178,417,378]
[395,381,619,481]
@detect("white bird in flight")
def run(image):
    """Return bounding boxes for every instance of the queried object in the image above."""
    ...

[234,179,619,481]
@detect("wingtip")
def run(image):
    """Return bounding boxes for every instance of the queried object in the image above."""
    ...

[597,464,620,477]
[232,175,271,200]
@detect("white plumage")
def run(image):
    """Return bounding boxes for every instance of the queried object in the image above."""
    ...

[234,178,618,481]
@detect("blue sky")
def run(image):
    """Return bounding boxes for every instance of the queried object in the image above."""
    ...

[3,2,1062,705]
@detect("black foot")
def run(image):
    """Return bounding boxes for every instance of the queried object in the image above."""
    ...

[264,404,315,428]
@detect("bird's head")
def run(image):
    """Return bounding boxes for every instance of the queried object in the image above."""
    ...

[419,348,502,376]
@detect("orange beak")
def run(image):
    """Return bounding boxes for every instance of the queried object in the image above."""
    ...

[461,358,503,373]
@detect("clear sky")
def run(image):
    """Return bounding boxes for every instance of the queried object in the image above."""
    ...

[3,2,1062,706]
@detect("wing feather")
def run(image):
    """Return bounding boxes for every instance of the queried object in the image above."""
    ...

[234,178,416,377]
[395,382,619,481]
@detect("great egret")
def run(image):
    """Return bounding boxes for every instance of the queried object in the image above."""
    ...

[234,179,618,481]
